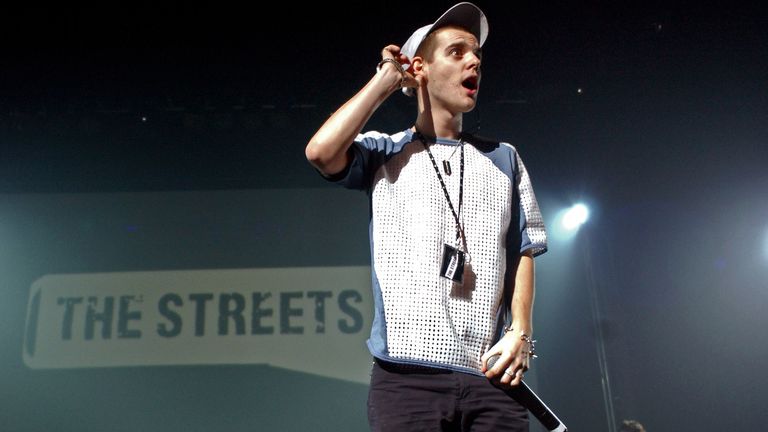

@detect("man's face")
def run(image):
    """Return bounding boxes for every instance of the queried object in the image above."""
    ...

[420,27,482,115]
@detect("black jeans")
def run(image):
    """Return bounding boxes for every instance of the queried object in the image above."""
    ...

[368,359,529,432]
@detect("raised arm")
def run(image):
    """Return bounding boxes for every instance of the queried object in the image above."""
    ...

[305,45,416,177]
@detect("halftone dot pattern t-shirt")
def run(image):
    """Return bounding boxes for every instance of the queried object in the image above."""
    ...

[332,129,547,374]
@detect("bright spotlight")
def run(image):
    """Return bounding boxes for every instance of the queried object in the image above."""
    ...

[562,203,590,231]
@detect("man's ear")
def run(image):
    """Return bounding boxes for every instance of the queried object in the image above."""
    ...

[411,56,425,75]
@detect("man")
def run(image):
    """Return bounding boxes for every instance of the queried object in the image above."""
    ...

[305,3,547,431]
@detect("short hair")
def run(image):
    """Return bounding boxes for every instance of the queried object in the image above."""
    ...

[619,419,647,432]
[414,25,467,62]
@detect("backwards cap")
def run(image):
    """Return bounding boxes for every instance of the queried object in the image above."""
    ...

[400,2,489,96]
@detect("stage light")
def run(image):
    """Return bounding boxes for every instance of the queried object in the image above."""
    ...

[548,202,592,243]
[562,203,590,231]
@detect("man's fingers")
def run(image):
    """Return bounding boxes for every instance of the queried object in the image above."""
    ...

[488,350,530,386]
[483,353,511,378]
[511,369,524,386]
[500,367,524,386]
[381,45,402,59]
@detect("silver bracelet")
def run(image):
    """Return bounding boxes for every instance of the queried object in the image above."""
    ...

[376,58,405,88]
[521,333,537,359]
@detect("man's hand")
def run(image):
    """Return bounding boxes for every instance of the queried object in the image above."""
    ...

[481,329,532,387]
[380,45,419,89]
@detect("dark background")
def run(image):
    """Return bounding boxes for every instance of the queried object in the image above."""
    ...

[2,2,767,431]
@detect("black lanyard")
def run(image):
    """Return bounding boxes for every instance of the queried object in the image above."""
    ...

[417,132,469,254]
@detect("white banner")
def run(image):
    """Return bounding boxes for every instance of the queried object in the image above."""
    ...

[24,266,373,384]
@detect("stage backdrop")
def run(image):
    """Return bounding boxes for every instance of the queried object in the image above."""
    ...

[1,189,376,431]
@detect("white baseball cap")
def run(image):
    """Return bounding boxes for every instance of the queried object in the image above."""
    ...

[400,2,489,96]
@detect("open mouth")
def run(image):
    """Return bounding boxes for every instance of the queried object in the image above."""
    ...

[462,77,479,91]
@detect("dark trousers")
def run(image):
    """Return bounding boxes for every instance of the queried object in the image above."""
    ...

[368,359,529,432]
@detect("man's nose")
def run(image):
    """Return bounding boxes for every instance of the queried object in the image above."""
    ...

[467,53,481,70]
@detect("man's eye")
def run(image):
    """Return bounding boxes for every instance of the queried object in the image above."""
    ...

[450,48,461,56]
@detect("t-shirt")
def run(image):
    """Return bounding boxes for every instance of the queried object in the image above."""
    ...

[330,128,547,375]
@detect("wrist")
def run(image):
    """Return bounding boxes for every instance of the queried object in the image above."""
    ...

[376,58,405,91]
[508,321,532,337]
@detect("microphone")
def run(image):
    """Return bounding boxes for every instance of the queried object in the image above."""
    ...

[486,354,568,432]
